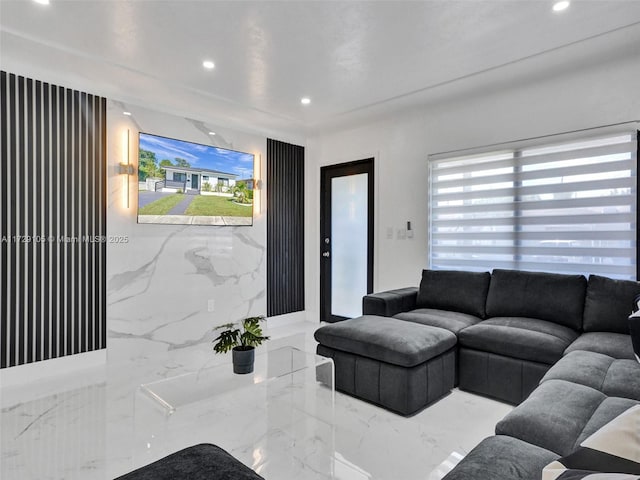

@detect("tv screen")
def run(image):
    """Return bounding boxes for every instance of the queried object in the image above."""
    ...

[137,132,255,226]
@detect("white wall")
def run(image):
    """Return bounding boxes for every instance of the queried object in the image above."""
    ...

[107,102,268,362]
[304,52,640,320]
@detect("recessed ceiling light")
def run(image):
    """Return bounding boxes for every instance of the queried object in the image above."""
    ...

[33,0,50,5]
[553,1,570,12]
[208,131,216,136]
[123,111,131,116]
[202,60,215,70]
[301,97,311,105]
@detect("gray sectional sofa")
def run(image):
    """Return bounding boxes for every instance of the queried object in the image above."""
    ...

[337,268,640,480]
[363,269,638,404]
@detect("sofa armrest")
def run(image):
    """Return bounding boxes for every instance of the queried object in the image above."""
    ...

[362,287,418,317]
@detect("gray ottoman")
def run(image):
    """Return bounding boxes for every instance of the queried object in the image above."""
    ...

[314,315,457,415]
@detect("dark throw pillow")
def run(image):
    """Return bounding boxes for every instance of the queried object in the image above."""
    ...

[583,275,640,334]
[630,294,640,363]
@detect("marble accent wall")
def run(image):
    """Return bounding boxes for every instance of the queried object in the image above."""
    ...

[106,101,267,362]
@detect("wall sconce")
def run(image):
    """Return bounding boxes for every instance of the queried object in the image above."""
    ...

[119,163,134,175]
[120,129,133,208]
[253,153,262,214]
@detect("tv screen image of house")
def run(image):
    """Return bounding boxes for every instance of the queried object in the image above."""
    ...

[137,132,255,226]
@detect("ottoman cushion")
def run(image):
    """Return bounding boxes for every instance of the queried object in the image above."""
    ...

[115,443,264,480]
[314,315,456,367]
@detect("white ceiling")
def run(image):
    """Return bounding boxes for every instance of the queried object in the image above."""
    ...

[2,0,640,138]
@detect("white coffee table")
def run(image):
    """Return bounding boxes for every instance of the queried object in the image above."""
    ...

[139,346,335,414]
[134,346,337,479]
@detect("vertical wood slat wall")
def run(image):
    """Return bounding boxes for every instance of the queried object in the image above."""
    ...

[1,71,107,369]
[266,139,305,317]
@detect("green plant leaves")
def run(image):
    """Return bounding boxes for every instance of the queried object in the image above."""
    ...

[212,328,240,354]
[211,316,269,353]
[240,316,269,348]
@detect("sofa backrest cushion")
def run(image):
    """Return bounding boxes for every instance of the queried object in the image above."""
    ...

[486,269,587,330]
[583,275,640,333]
[416,269,491,319]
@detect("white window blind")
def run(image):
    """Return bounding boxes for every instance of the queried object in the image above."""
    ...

[429,131,638,280]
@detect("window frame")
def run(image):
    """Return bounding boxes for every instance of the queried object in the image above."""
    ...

[428,128,639,280]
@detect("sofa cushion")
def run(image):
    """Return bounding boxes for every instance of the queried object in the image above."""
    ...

[496,379,639,457]
[313,315,457,368]
[416,269,491,318]
[394,308,481,334]
[565,332,635,360]
[496,379,606,456]
[458,317,579,365]
[486,269,587,330]
[543,406,640,479]
[441,435,558,480]
[583,275,640,334]
[541,350,640,401]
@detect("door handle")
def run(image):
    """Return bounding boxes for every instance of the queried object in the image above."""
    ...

[322,252,330,258]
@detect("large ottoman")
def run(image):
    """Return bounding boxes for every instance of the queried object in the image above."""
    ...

[314,315,457,415]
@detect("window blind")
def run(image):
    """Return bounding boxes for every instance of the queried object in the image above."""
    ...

[428,131,638,280]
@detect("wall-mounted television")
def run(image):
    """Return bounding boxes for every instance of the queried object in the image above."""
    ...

[137,132,255,226]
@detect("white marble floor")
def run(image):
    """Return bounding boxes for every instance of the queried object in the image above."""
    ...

[1,321,512,480]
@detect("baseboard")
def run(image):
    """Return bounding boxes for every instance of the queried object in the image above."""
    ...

[267,310,315,328]
[0,349,107,388]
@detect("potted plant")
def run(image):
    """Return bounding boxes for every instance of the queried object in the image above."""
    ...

[212,315,269,374]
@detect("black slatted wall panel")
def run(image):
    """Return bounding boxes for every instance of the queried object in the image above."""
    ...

[1,71,107,369]
[267,138,305,316]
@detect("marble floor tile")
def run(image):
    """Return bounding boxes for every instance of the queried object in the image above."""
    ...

[1,321,512,480]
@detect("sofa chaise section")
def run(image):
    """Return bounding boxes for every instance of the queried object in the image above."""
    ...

[457,269,586,404]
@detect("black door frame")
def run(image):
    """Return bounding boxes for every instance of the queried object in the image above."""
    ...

[320,158,374,323]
